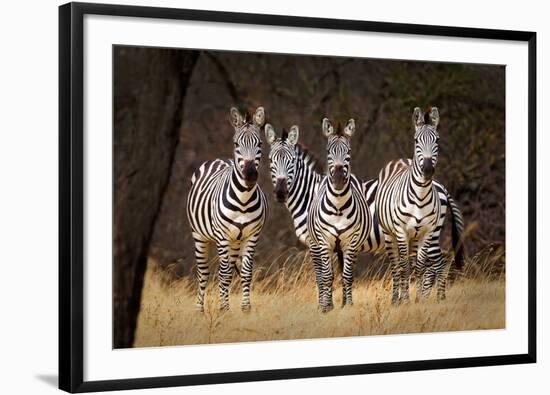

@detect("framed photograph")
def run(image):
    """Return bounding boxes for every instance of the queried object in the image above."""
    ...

[59,1,536,392]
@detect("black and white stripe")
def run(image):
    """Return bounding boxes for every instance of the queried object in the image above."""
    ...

[306,118,371,312]
[186,106,268,311]
[375,107,464,303]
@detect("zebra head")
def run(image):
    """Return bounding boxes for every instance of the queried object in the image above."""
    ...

[322,118,355,191]
[230,106,266,188]
[265,124,300,203]
[412,107,440,180]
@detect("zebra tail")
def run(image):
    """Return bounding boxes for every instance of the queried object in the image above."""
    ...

[447,192,465,272]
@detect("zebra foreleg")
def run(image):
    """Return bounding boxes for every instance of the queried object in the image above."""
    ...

[309,244,325,308]
[217,243,234,311]
[341,249,357,307]
[193,236,210,312]
[240,237,258,312]
[319,247,334,313]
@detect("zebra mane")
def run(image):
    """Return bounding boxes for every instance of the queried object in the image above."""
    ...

[335,121,345,137]
[242,110,268,128]
[295,143,323,174]
[422,107,438,126]
[423,111,431,124]
[281,128,288,141]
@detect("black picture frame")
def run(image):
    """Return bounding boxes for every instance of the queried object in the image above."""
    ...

[59,2,537,393]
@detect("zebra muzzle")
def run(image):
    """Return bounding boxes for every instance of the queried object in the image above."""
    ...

[422,160,435,179]
[243,161,258,186]
[331,165,347,189]
[274,178,288,203]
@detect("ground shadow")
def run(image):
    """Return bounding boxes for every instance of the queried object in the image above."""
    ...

[35,374,58,388]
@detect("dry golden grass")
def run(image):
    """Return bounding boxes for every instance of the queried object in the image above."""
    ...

[134,251,504,348]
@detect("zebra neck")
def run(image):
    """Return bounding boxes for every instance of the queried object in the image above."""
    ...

[326,179,352,208]
[287,146,322,204]
[408,158,433,201]
[230,164,257,202]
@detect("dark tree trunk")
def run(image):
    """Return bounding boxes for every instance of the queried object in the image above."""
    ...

[113,47,198,348]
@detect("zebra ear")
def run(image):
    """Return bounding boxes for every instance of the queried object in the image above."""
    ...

[429,107,440,128]
[288,125,299,146]
[230,107,245,128]
[344,119,355,138]
[265,123,276,145]
[322,118,334,137]
[253,106,266,127]
[412,107,424,128]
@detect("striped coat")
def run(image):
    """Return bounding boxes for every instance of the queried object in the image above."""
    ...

[187,106,268,311]
[306,118,371,312]
[375,107,464,302]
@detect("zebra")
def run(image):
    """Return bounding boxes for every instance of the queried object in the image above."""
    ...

[186,106,268,312]
[266,119,464,305]
[375,107,464,303]
[306,118,371,312]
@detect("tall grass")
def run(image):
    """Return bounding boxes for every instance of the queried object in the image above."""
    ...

[133,249,504,348]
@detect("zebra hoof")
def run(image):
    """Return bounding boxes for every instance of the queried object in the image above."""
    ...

[327,303,335,312]
[195,304,205,313]
[241,304,251,313]
[319,304,334,314]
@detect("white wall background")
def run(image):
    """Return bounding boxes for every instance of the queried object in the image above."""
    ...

[0,0,546,393]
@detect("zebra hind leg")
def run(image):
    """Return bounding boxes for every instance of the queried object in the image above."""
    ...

[193,236,210,312]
